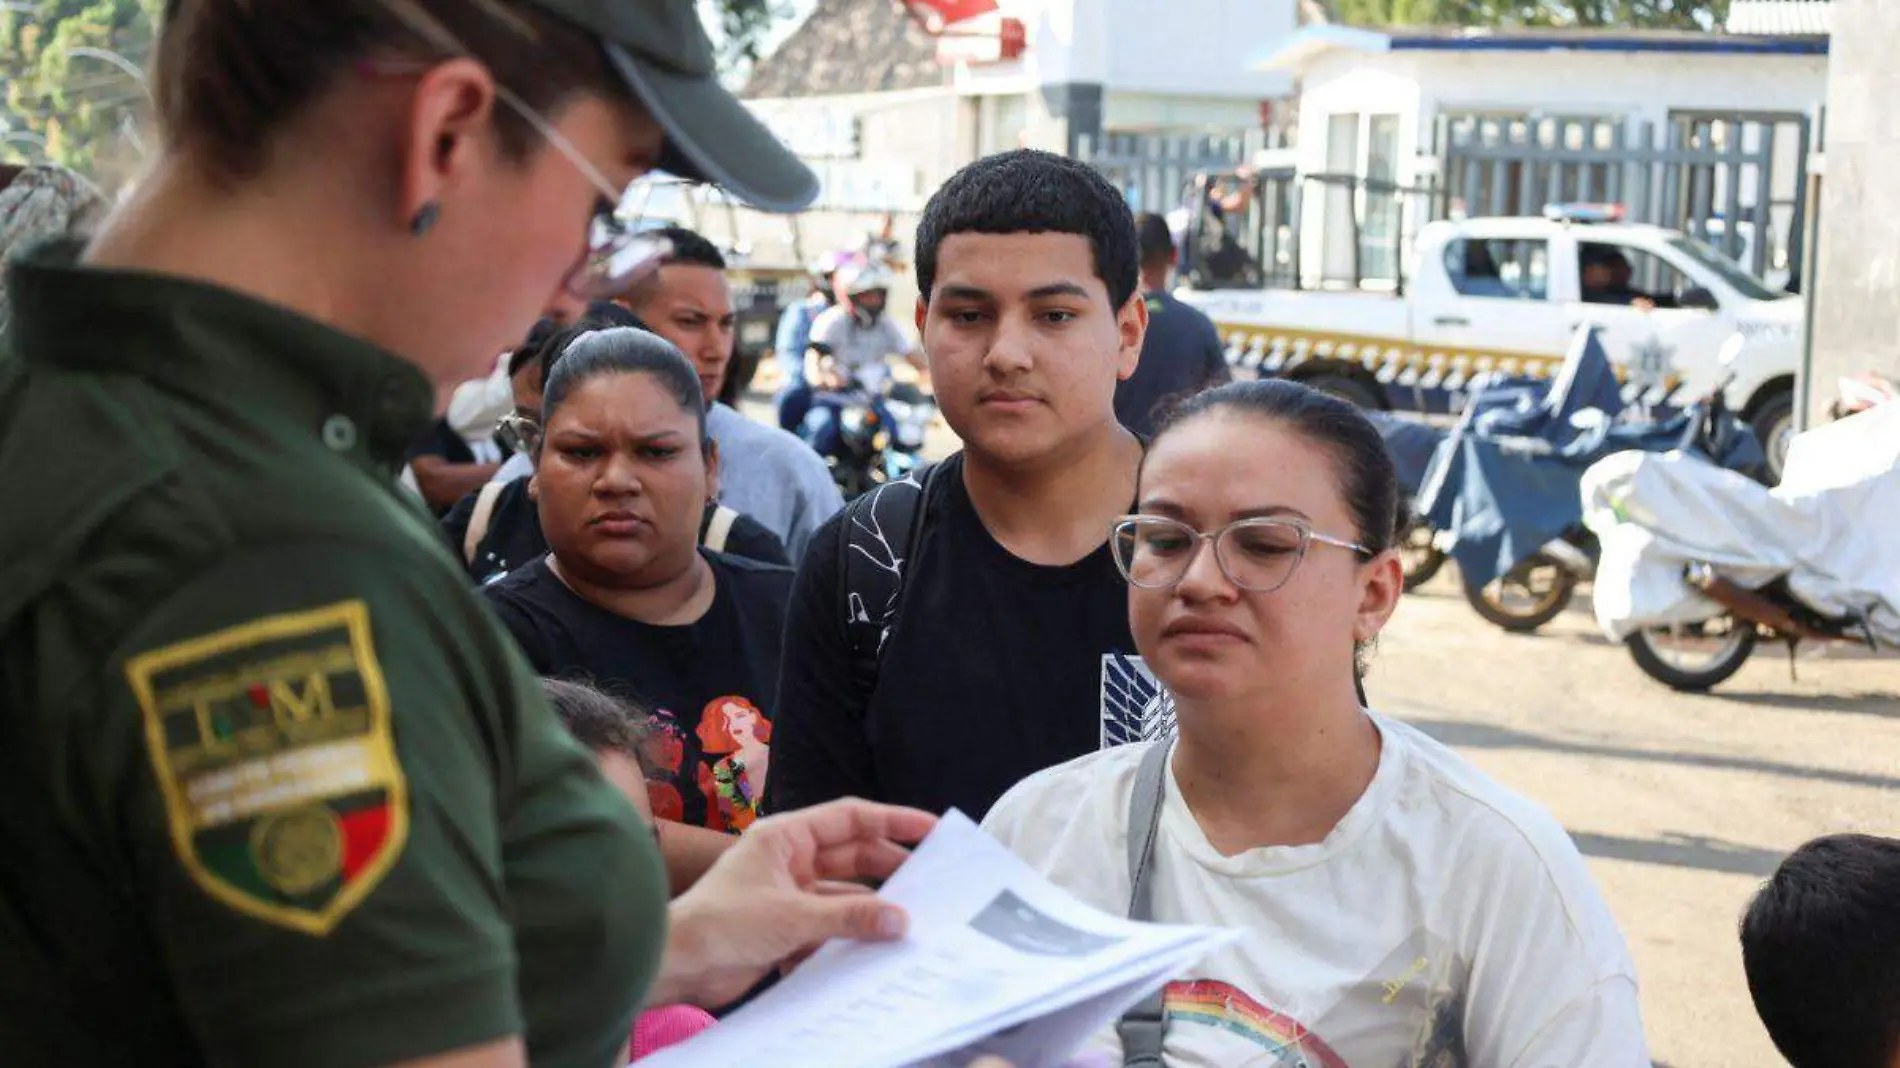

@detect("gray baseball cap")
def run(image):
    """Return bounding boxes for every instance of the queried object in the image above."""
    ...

[528,0,818,213]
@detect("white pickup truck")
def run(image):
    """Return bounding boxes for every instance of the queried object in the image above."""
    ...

[1178,214,1803,477]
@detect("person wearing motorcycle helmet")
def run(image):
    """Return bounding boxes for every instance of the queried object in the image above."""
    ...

[774,248,849,430]
[795,259,928,457]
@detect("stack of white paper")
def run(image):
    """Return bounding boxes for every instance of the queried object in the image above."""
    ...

[637,811,1233,1068]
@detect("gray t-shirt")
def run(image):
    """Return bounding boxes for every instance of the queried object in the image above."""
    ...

[706,402,846,564]
[810,306,915,391]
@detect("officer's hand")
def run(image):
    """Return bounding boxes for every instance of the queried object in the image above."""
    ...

[655,799,936,1009]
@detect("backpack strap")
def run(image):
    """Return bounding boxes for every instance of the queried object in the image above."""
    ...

[1117,739,1173,1068]
[839,460,946,703]
[703,504,740,553]
[462,479,507,565]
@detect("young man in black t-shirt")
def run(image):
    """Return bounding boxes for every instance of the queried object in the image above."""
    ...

[766,150,1162,821]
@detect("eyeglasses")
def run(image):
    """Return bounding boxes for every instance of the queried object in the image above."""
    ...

[496,411,542,455]
[1110,515,1372,593]
[358,2,671,299]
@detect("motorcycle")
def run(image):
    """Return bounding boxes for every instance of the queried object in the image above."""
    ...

[1364,410,1450,592]
[1585,381,1900,692]
[1415,328,1765,634]
[813,374,934,499]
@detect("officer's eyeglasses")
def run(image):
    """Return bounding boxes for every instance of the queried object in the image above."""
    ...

[360,2,671,300]
[1110,515,1372,593]
[496,412,542,456]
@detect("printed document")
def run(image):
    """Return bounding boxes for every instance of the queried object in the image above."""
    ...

[636,810,1233,1068]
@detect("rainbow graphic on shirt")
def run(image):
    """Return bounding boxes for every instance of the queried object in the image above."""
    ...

[1162,980,1350,1068]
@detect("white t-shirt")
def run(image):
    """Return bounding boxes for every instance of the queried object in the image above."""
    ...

[810,305,914,391]
[982,713,1649,1068]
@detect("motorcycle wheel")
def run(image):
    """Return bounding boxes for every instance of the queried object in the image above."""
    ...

[1399,519,1446,592]
[1625,616,1758,693]
[1463,552,1578,633]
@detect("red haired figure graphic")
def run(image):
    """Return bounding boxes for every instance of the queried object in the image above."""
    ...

[694,696,772,832]
[641,714,687,823]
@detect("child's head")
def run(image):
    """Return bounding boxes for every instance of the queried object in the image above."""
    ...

[912,149,1145,467]
[1742,834,1900,1068]
[542,678,654,821]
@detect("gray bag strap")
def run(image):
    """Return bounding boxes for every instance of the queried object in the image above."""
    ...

[462,479,506,565]
[1117,739,1173,1067]
[703,504,740,553]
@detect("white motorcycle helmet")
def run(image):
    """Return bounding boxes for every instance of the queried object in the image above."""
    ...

[839,261,895,328]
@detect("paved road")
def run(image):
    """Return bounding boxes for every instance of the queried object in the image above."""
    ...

[1369,574,1900,1067]
[741,389,1898,1062]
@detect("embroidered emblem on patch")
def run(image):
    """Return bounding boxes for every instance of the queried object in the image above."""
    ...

[126,601,407,935]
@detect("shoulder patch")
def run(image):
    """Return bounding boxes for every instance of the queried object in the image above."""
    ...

[126,601,408,936]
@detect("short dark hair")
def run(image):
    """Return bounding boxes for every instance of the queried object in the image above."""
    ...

[153,0,628,184]
[541,678,650,769]
[654,226,727,271]
[1148,380,1398,677]
[506,345,539,381]
[1742,834,1900,1068]
[914,149,1139,310]
[534,320,601,393]
[543,326,709,444]
[586,301,646,329]
[1136,212,1175,269]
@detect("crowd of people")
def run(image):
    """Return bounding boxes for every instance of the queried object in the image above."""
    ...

[0,0,1896,1066]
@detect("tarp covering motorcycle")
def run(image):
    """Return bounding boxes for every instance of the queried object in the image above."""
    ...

[1414,327,1760,589]
[1582,401,1900,645]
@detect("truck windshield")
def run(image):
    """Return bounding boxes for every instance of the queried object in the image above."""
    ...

[1663,234,1787,302]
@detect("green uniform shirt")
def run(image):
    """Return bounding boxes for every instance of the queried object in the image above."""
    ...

[0,241,668,1068]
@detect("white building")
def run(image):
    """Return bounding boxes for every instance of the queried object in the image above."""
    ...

[1250,26,1829,289]
[1259,26,1829,198]
[741,0,1300,214]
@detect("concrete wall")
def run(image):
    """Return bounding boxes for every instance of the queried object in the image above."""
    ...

[1807,0,1900,424]
[748,88,969,211]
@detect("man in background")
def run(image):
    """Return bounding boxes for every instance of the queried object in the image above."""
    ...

[627,226,844,562]
[1114,212,1230,437]
[774,251,845,431]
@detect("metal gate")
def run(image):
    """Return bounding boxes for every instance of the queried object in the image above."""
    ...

[1436,111,1813,289]
[1076,127,1293,218]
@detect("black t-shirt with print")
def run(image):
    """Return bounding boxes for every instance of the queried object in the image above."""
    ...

[442,477,791,585]
[483,551,794,832]
[766,453,1161,822]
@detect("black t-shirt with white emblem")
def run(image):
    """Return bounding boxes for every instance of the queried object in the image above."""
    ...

[766,454,1162,822]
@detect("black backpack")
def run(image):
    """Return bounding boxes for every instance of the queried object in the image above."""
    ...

[838,459,950,700]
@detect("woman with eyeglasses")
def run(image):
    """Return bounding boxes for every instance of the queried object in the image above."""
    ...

[0,2,935,1067]
[983,381,1649,1067]
[484,328,796,876]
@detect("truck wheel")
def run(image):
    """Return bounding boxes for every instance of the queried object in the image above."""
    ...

[1749,391,1793,486]
[1625,616,1757,692]
[1305,374,1382,410]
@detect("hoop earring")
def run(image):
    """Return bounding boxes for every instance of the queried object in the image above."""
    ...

[409,202,440,237]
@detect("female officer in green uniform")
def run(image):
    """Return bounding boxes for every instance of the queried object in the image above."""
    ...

[0,1,930,1066]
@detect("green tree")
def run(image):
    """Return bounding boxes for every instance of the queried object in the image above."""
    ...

[707,0,794,67]
[1,0,792,184]
[1327,0,1729,29]
[0,0,161,185]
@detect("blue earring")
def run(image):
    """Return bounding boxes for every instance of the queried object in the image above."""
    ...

[409,202,440,237]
